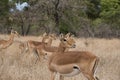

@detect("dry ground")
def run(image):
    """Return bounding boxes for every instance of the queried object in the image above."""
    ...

[0,34,120,80]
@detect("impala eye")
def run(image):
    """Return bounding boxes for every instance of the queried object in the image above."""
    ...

[45,53,47,55]
[63,39,67,41]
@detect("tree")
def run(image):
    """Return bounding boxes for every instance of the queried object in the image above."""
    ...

[9,0,48,35]
[100,0,120,24]
[0,0,9,16]
[100,0,120,37]
[85,0,101,19]
[0,0,14,34]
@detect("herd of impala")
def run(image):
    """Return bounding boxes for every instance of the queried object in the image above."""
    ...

[0,30,99,80]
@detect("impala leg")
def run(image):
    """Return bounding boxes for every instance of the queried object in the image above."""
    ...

[83,72,95,80]
[34,49,40,64]
[35,55,39,64]
[27,47,32,57]
[60,75,64,80]
[91,57,99,75]
[51,72,56,80]
[20,50,23,55]
[90,57,99,80]
[24,46,29,53]
[20,48,26,55]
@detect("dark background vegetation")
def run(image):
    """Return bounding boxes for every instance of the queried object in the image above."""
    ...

[0,0,120,38]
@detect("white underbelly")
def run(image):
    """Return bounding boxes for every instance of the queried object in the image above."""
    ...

[58,68,80,77]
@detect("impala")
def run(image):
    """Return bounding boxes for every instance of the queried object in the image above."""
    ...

[43,35,99,80]
[20,33,57,63]
[19,41,28,54]
[32,33,75,64]
[27,32,49,54]
[34,33,57,62]
[0,30,20,50]
[36,33,75,55]
[18,32,49,54]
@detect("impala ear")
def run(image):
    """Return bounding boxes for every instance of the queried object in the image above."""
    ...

[13,31,20,37]
[59,33,64,41]
[52,33,56,37]
[65,32,70,38]
[49,33,53,37]
[42,32,47,37]
[11,29,14,34]
[50,33,57,40]
[14,31,18,34]
[70,34,75,38]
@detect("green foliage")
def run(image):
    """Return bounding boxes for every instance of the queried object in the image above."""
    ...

[12,0,29,3]
[92,18,102,26]
[59,21,70,34]
[0,0,120,37]
[0,0,9,17]
[59,2,85,34]
[85,0,101,19]
[100,0,120,23]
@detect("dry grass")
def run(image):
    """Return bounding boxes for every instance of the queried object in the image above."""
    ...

[0,34,120,80]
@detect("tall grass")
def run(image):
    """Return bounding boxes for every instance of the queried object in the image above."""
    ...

[0,34,120,80]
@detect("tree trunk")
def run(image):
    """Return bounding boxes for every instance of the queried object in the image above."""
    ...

[54,0,60,33]
[25,24,31,35]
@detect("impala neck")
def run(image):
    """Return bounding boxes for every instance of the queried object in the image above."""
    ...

[46,38,52,46]
[57,42,66,52]
[42,36,47,42]
[43,38,53,51]
[7,34,15,45]
[4,34,14,46]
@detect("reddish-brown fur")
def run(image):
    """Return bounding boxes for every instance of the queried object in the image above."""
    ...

[0,31,19,50]
[44,36,99,80]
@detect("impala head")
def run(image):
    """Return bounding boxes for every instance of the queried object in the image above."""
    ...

[60,33,76,48]
[42,32,49,42]
[14,31,20,37]
[11,30,20,37]
[64,33,76,48]
[49,33,57,40]
[42,32,47,37]
[65,37,76,48]
[61,38,76,48]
